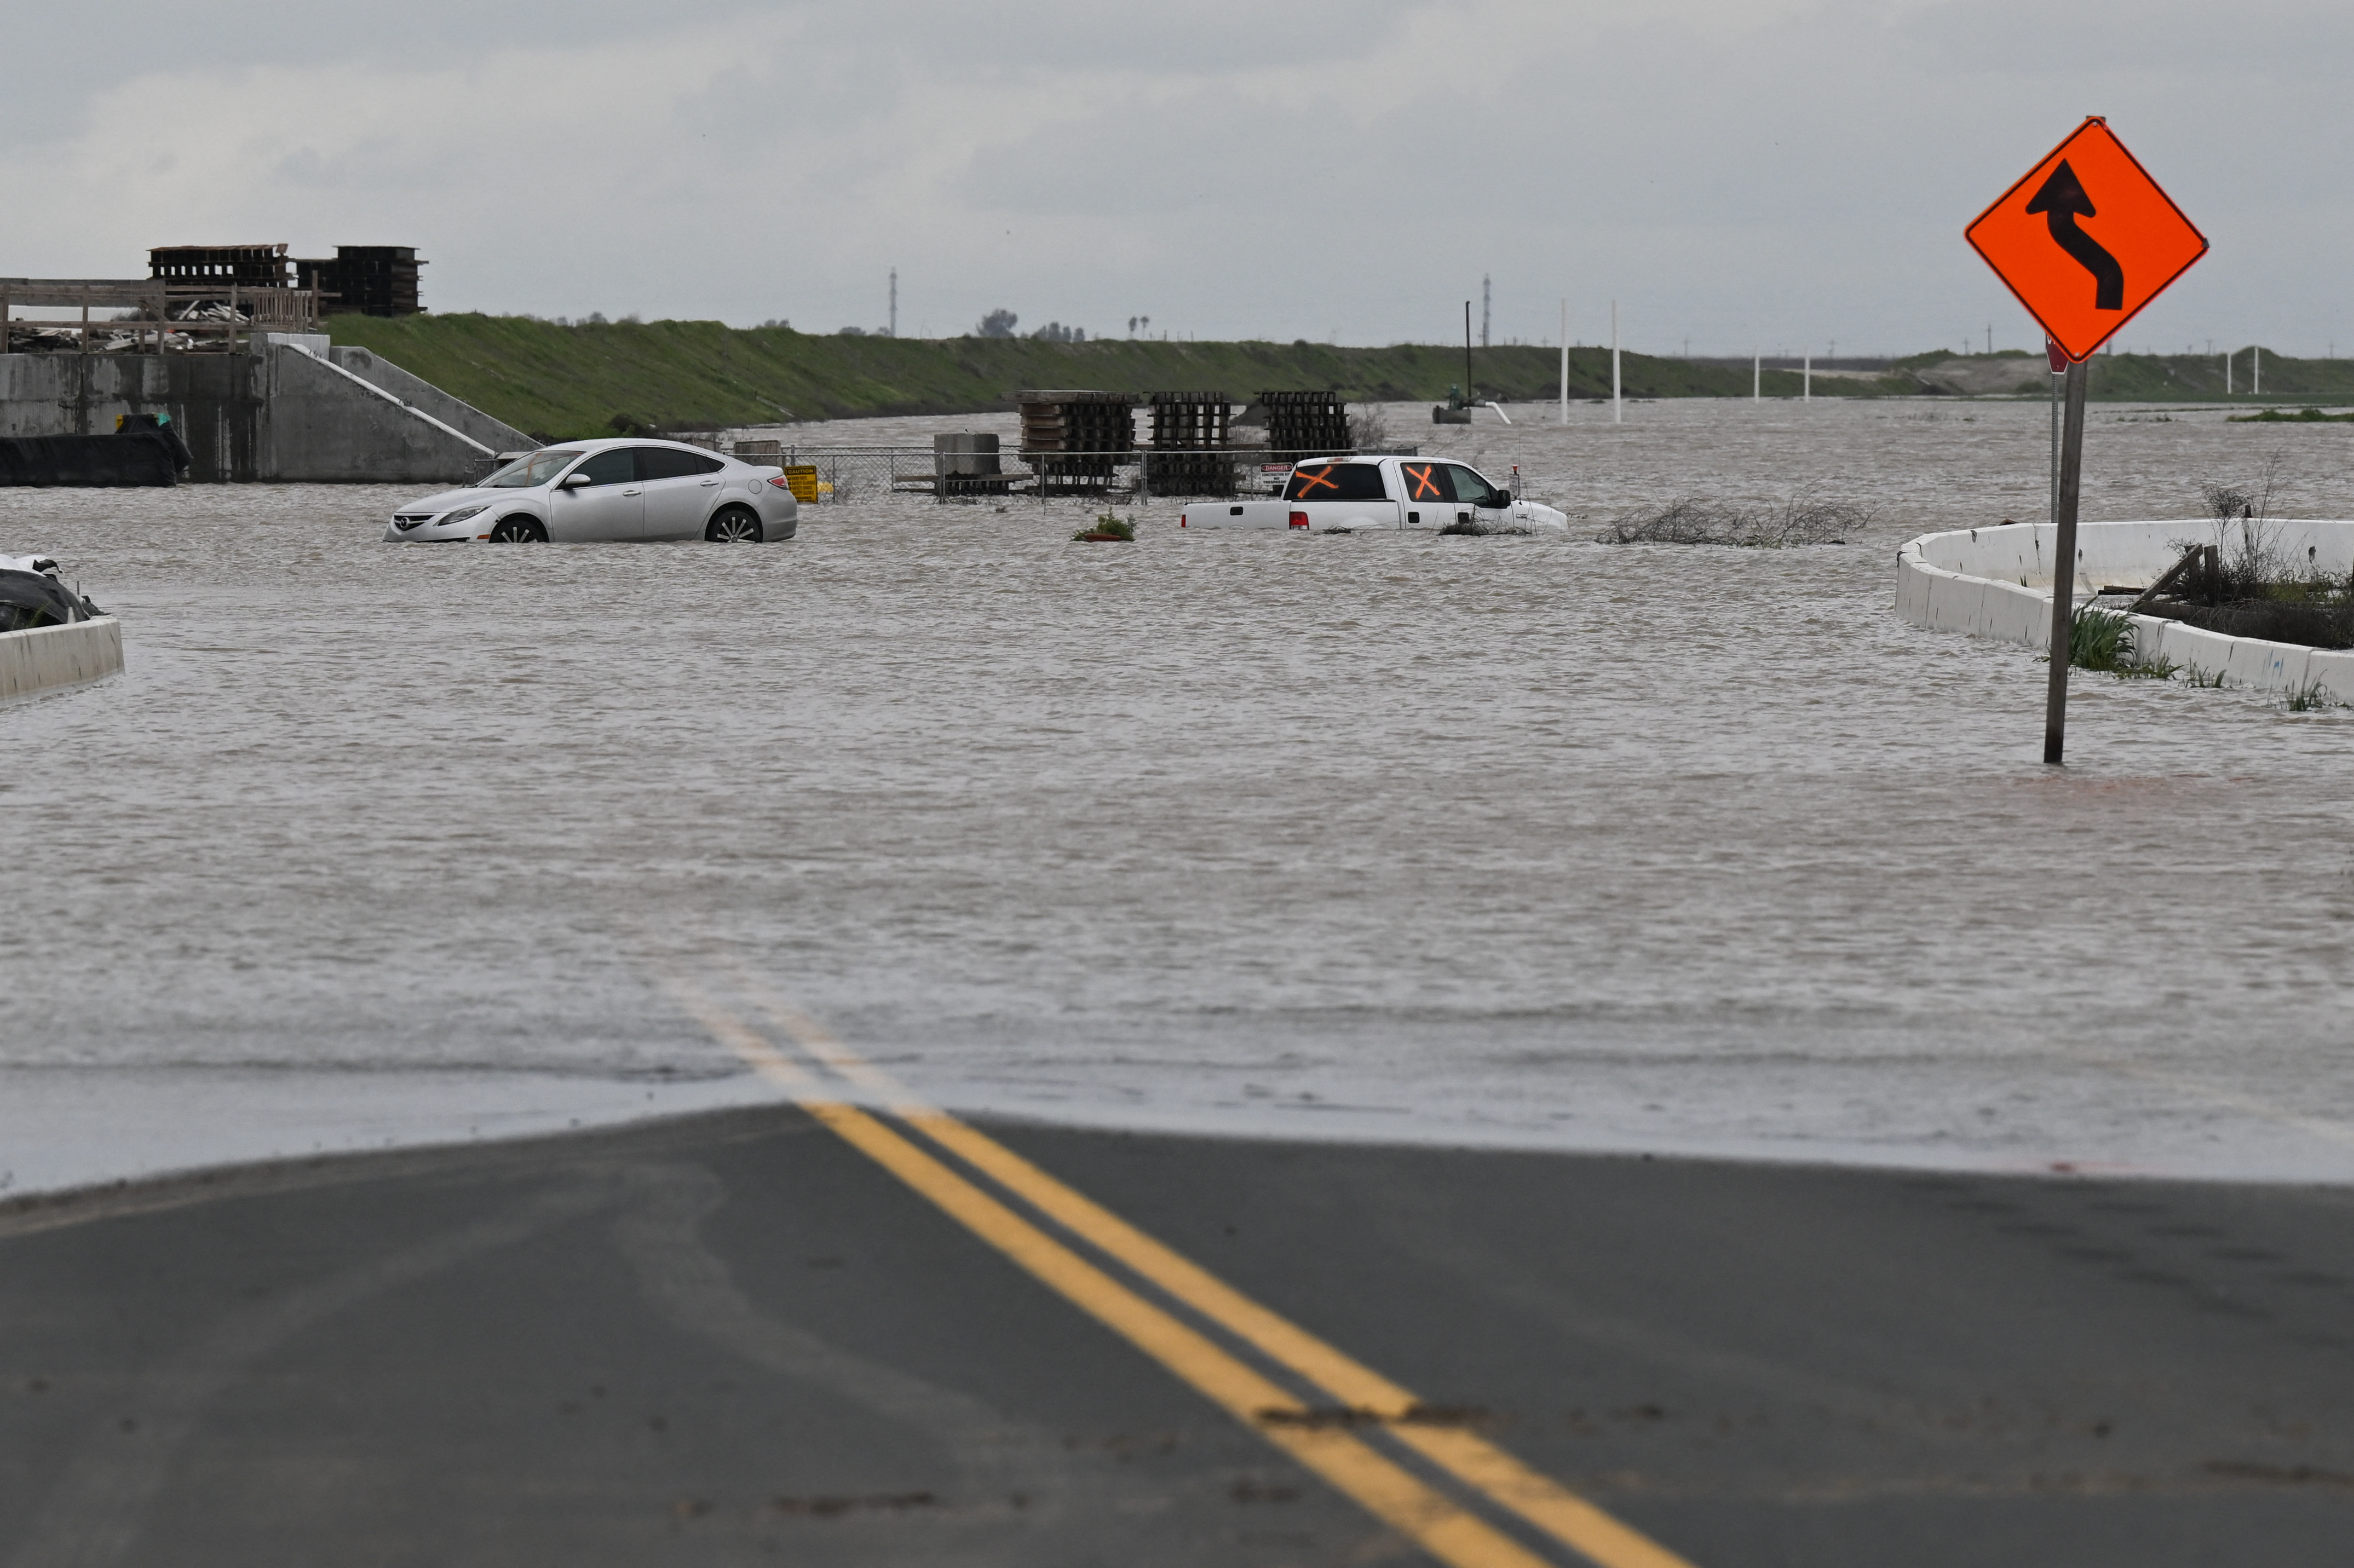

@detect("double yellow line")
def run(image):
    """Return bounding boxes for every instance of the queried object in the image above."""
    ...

[667,981,1698,1568]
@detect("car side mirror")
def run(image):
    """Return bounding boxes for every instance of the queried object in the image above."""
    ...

[1496,490,1513,507]
[560,472,592,488]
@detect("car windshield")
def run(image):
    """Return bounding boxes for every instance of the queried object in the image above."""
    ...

[481,449,584,488]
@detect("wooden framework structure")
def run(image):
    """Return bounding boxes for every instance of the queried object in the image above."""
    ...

[2,272,320,355]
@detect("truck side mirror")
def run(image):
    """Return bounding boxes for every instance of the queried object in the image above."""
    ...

[1497,489,1513,506]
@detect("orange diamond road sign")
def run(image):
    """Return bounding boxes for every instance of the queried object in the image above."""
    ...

[1966,117,2207,363]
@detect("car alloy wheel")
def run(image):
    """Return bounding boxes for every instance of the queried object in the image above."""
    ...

[706,508,762,543]
[486,517,546,543]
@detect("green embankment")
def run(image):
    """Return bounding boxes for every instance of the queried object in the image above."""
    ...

[1865,349,2354,402]
[324,314,1802,439]
[322,314,2354,438]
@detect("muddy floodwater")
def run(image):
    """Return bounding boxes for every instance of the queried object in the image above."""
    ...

[6,396,2354,1190]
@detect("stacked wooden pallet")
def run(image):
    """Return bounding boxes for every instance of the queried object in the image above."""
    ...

[1018,390,1136,495]
[1259,389,1350,463]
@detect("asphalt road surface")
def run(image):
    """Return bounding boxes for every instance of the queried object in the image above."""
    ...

[4,1097,2352,1568]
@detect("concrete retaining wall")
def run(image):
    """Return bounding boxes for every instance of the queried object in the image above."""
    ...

[0,341,533,484]
[0,616,122,702]
[1897,517,2354,701]
[0,355,257,482]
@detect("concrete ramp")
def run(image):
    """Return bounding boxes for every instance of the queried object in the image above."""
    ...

[326,345,532,455]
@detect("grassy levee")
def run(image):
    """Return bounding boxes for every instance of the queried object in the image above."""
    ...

[1870,348,2354,402]
[320,315,2354,436]
[323,314,1809,439]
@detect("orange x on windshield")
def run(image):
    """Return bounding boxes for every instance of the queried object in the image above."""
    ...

[1293,465,1340,496]
[1402,463,1443,500]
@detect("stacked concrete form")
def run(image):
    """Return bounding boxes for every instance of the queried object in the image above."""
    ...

[1018,390,1136,497]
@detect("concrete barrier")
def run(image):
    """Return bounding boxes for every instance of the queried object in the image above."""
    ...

[0,616,122,702]
[1897,518,2354,702]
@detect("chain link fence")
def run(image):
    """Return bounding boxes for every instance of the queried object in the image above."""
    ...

[728,446,1349,505]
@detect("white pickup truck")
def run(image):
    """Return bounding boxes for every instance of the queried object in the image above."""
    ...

[1176,456,1568,533]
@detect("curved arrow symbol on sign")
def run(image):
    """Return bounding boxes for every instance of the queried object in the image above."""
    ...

[2025,160,2125,310]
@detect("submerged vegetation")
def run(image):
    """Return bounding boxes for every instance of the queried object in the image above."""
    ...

[2228,407,2354,424]
[1595,491,1873,546]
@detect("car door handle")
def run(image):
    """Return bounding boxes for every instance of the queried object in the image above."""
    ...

[699,479,719,487]
[623,487,641,495]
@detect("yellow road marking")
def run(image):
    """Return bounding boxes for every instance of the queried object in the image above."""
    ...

[699,981,1700,1568]
[801,1098,1557,1568]
[907,1110,1698,1568]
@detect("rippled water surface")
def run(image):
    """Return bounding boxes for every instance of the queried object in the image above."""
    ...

[7,397,2354,1183]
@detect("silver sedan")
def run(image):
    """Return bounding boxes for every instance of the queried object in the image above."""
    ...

[384,437,800,543]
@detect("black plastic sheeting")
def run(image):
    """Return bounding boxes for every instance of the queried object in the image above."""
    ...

[0,569,101,632]
[0,423,192,487]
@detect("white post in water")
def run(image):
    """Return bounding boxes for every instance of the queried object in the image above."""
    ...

[1803,351,1811,402]
[1610,300,1621,424]
[2254,344,2262,395]
[1558,298,1569,425]
[1752,351,1760,401]
[2225,348,2233,395]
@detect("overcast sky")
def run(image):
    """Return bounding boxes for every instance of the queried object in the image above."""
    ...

[6,1,2347,356]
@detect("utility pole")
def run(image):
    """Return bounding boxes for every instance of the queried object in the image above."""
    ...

[888,268,897,337]
[2044,355,2091,765]
[1753,351,1760,401]
[1481,276,1491,349]
[1464,301,1474,407]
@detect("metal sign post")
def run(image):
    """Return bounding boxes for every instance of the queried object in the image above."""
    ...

[2043,356,2090,764]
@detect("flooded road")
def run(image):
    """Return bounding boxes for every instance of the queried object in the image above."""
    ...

[6,397,2353,1189]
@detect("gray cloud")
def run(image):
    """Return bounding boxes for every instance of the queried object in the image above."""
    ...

[4,0,2345,355]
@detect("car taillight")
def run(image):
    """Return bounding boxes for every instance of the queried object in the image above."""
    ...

[766,475,792,489]
[1288,511,1309,529]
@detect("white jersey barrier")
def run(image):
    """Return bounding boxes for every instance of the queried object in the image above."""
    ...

[1897,518,2354,701]
[0,616,123,702]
